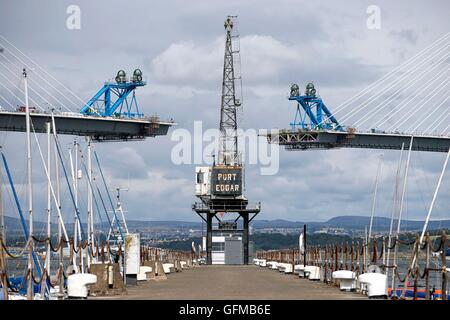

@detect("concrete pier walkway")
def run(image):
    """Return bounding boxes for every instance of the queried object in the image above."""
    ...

[96,265,366,300]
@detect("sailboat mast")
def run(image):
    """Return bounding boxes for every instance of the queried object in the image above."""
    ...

[0,152,5,300]
[419,148,450,244]
[23,68,34,300]
[368,154,383,242]
[366,154,383,271]
[44,122,51,293]
[72,141,83,272]
[392,135,414,295]
[53,117,64,296]
[387,143,405,278]
[0,158,4,242]
[87,136,94,264]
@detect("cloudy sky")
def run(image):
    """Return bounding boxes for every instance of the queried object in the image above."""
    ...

[0,0,449,226]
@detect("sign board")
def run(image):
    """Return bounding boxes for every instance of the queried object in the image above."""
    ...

[211,167,242,196]
[125,233,140,275]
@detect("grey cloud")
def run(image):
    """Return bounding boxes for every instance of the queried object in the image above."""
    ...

[0,0,448,223]
[390,29,419,45]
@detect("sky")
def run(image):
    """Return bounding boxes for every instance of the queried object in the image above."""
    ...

[0,0,449,225]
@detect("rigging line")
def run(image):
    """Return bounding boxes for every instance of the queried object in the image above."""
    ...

[355,61,449,128]
[0,39,81,110]
[368,154,384,242]
[407,95,450,133]
[423,105,450,134]
[408,147,450,275]
[419,148,450,245]
[0,59,69,112]
[68,144,83,243]
[77,146,109,238]
[387,81,450,132]
[0,70,46,111]
[93,150,124,240]
[395,136,414,239]
[50,113,87,243]
[319,32,450,121]
[0,152,42,277]
[95,185,113,232]
[338,46,450,124]
[30,119,70,242]
[412,154,439,217]
[387,143,405,285]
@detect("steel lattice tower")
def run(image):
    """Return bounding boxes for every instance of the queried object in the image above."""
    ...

[218,16,241,166]
[193,16,260,265]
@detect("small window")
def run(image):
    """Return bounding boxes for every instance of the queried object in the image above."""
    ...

[196,172,204,184]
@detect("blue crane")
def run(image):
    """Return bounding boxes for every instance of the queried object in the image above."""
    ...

[289,83,343,131]
[80,69,145,118]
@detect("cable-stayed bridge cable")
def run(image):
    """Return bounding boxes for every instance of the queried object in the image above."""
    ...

[407,96,449,133]
[387,81,449,131]
[319,32,450,126]
[354,54,449,129]
[0,36,82,111]
[339,44,449,125]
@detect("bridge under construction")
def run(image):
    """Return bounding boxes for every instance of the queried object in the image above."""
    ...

[266,129,450,152]
[0,111,173,141]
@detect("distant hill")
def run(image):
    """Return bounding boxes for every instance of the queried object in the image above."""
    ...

[323,215,450,231]
[3,215,450,233]
[126,220,201,229]
[251,219,306,229]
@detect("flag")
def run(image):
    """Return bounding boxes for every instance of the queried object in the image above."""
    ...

[299,233,305,254]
